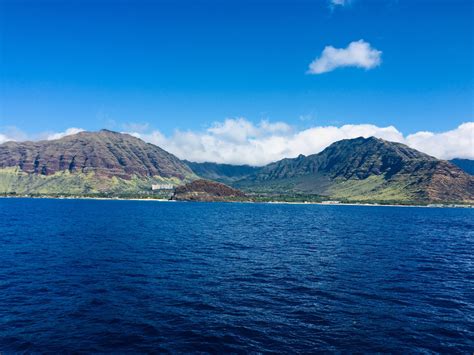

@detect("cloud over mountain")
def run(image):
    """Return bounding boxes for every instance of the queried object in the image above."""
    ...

[2,120,472,166]
[45,128,85,141]
[405,122,474,161]
[127,119,473,166]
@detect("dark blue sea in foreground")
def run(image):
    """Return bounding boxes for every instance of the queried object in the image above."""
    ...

[0,198,473,353]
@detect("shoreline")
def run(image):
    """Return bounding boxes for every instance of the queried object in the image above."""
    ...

[1,195,472,209]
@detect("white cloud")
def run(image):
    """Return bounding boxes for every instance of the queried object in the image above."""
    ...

[128,119,474,166]
[206,118,292,143]
[45,128,85,141]
[2,121,473,166]
[121,122,150,133]
[308,40,382,74]
[405,122,474,160]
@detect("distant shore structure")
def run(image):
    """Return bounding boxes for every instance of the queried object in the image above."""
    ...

[151,184,174,191]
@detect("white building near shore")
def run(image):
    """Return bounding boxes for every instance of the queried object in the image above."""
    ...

[151,184,174,191]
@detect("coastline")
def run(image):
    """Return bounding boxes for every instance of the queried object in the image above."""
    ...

[1,195,472,209]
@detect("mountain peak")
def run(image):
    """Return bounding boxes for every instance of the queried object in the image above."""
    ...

[77,129,126,137]
[353,136,381,142]
[323,135,434,162]
[0,130,194,182]
[97,128,119,135]
[339,136,395,148]
[247,135,473,202]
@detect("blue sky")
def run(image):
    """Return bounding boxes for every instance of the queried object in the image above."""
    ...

[0,0,473,164]
[1,0,472,135]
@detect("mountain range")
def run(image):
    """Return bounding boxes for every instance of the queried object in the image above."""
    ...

[0,130,472,203]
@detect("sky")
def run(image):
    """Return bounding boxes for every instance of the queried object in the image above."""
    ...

[0,0,473,164]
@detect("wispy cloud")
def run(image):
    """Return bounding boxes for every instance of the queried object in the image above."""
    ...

[0,126,28,143]
[45,128,85,141]
[331,0,348,6]
[121,122,150,133]
[308,40,382,74]
[0,127,85,144]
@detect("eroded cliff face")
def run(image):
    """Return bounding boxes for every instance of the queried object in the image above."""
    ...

[424,161,474,202]
[0,130,194,180]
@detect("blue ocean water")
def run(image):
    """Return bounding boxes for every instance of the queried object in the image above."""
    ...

[0,198,473,353]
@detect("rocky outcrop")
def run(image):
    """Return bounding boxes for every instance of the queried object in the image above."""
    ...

[172,179,247,202]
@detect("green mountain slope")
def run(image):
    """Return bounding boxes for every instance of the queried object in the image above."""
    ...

[236,137,474,203]
[0,130,196,195]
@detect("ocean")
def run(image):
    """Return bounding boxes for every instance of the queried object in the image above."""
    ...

[0,198,473,352]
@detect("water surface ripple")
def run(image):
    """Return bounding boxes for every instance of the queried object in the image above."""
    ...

[0,199,473,352]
